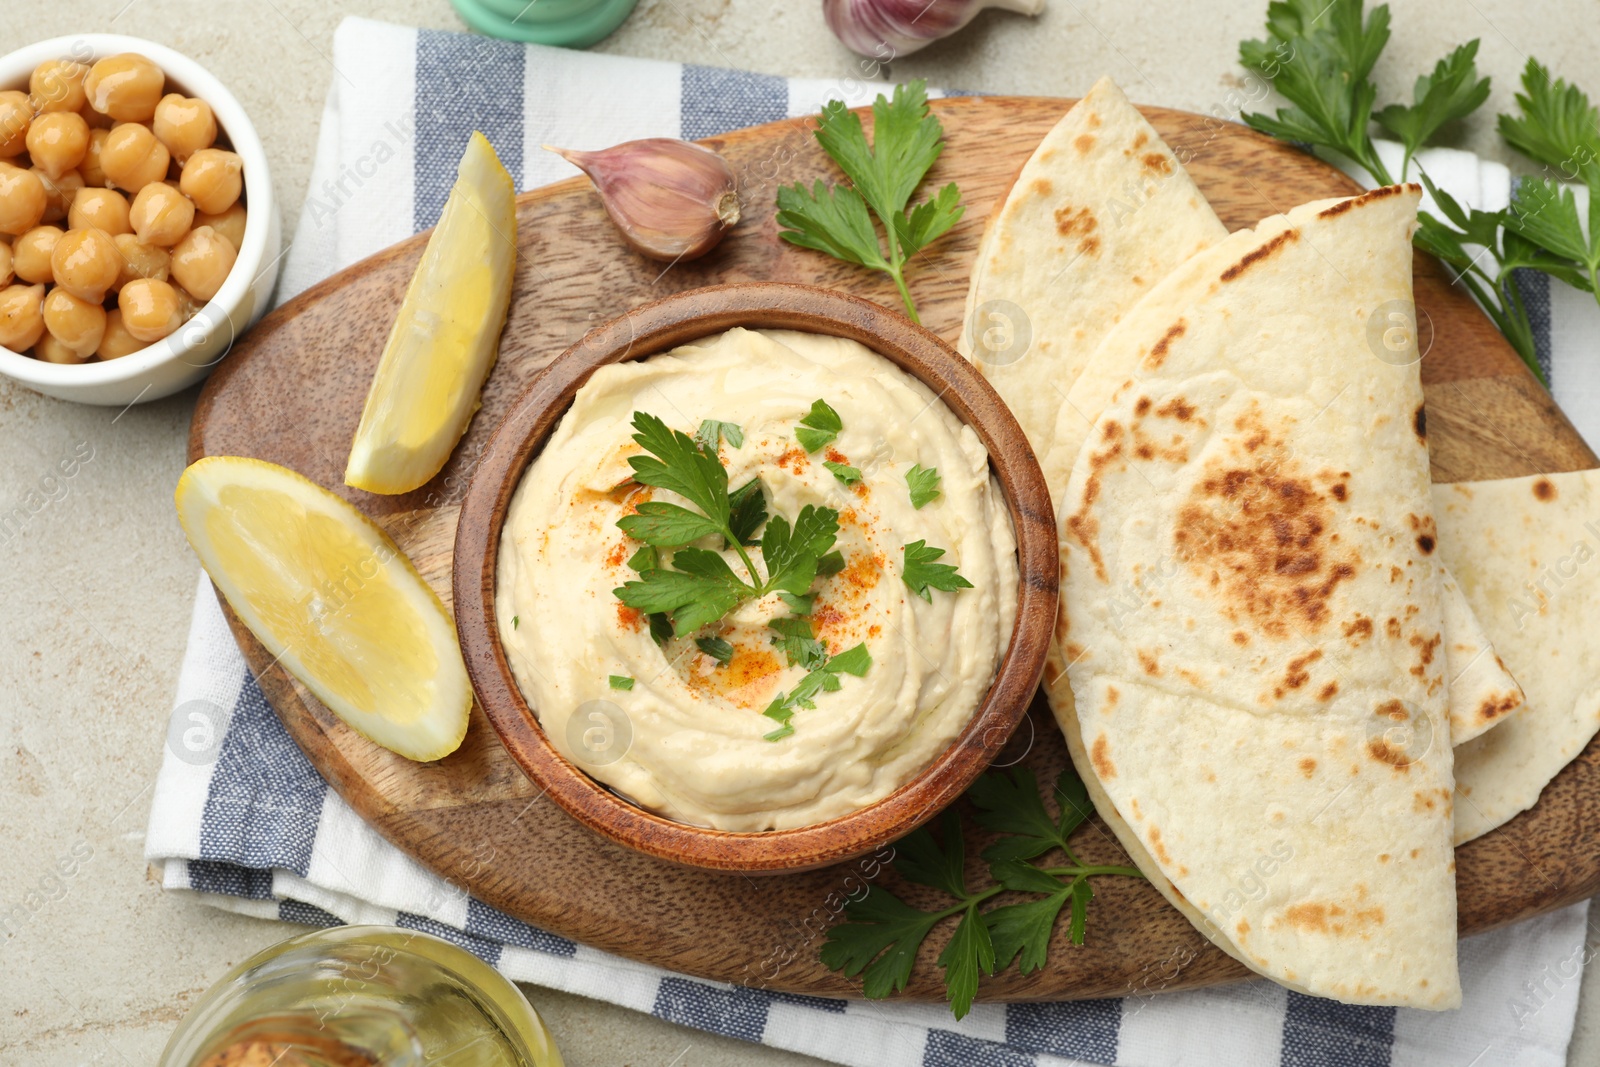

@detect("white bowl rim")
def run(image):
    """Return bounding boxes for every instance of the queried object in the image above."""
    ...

[0,33,275,394]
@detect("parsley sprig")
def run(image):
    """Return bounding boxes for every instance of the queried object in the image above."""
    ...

[762,639,872,741]
[777,81,964,324]
[614,412,841,636]
[821,766,1143,1018]
[1239,0,1600,382]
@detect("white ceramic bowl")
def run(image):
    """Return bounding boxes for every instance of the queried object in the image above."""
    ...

[0,34,280,406]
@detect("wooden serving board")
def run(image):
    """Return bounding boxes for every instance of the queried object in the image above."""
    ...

[191,97,1600,1002]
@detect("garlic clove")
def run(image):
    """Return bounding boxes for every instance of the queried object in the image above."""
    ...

[548,138,741,263]
[823,0,1046,59]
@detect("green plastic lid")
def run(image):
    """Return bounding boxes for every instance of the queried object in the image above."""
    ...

[451,0,639,47]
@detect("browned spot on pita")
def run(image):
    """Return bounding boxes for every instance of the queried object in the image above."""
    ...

[1172,417,1357,638]
[1329,483,1347,501]
[1478,690,1522,722]
[1132,274,1144,285]
[1281,900,1386,936]
[1054,204,1097,237]
[1064,641,1085,662]
[1385,616,1402,639]
[1156,396,1196,421]
[1143,320,1187,369]
[1130,797,1142,819]
[1378,853,1390,864]
[1105,685,1120,706]
[1368,738,1412,772]
[1414,405,1427,441]
[1534,477,1557,501]
[1283,903,1330,932]
[1142,152,1173,175]
[1411,848,1421,859]
[1129,129,1145,148]
[1138,649,1161,676]
[1344,616,1373,643]
[1147,826,1173,865]
[1232,630,1250,646]
[1299,757,1317,778]
[1030,178,1054,199]
[1237,919,1250,937]
[1074,133,1096,154]
[1275,650,1322,698]
[1066,435,1124,582]
[1102,419,1122,441]
[1135,396,1152,416]
[1088,111,1103,129]
[1091,734,1117,779]
[1318,679,1339,701]
[1409,631,1442,677]
[1220,229,1300,282]
[1316,183,1416,219]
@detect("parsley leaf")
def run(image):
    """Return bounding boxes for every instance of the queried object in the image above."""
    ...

[695,635,734,665]
[817,550,846,577]
[695,419,744,451]
[901,540,973,601]
[795,399,843,453]
[761,641,872,740]
[511,615,519,629]
[819,766,1143,1018]
[776,80,964,324]
[778,591,814,615]
[1374,40,1491,175]
[769,616,828,670]
[616,501,724,547]
[626,412,730,529]
[761,505,840,596]
[626,545,658,572]
[608,675,634,690]
[825,460,863,485]
[727,478,768,546]
[905,464,941,509]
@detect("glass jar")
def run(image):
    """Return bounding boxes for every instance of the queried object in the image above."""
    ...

[159,925,564,1067]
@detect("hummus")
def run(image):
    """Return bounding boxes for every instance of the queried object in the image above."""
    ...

[496,328,1018,830]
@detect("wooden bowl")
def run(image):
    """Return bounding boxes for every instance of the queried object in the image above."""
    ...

[452,282,1057,873]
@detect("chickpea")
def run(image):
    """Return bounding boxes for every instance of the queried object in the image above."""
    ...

[33,330,87,364]
[12,226,61,283]
[42,286,107,356]
[179,148,242,215]
[84,53,165,123]
[152,94,216,162]
[30,60,90,114]
[129,181,193,247]
[50,227,121,302]
[79,104,114,131]
[0,91,31,158]
[118,277,183,342]
[96,308,144,359]
[79,128,110,186]
[0,241,10,287]
[25,111,91,180]
[0,282,46,351]
[0,162,47,235]
[33,167,84,224]
[170,225,236,301]
[196,202,246,251]
[112,233,169,289]
[70,187,132,236]
[100,122,169,193]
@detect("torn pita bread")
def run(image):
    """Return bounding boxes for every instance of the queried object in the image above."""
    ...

[958,75,1227,479]
[1434,470,1600,842]
[1056,185,1461,1008]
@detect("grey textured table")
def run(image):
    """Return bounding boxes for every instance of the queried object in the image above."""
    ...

[1,2,1596,1063]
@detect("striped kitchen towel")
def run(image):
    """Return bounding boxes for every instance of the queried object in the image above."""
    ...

[146,16,1597,1067]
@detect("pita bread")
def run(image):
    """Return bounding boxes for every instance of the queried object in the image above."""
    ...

[1056,186,1461,1008]
[1434,471,1600,842]
[958,75,1226,478]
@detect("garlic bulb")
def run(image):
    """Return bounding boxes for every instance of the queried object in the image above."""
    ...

[547,139,740,263]
[824,0,1045,59]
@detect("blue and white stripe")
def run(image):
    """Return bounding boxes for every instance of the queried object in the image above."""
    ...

[147,17,1594,1067]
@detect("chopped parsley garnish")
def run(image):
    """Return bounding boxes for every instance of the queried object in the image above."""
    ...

[795,399,842,453]
[762,641,873,741]
[825,460,863,485]
[905,464,941,509]
[900,540,973,601]
[609,675,635,690]
[778,591,815,615]
[769,616,829,670]
[695,419,744,451]
[511,615,519,629]
[695,636,734,665]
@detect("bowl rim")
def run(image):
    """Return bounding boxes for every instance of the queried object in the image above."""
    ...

[0,33,274,392]
[452,282,1058,873]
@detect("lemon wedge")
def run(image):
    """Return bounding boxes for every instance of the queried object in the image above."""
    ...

[345,131,518,495]
[176,456,471,761]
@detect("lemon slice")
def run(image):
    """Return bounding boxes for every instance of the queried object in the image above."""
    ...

[176,456,471,761]
[345,131,518,495]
